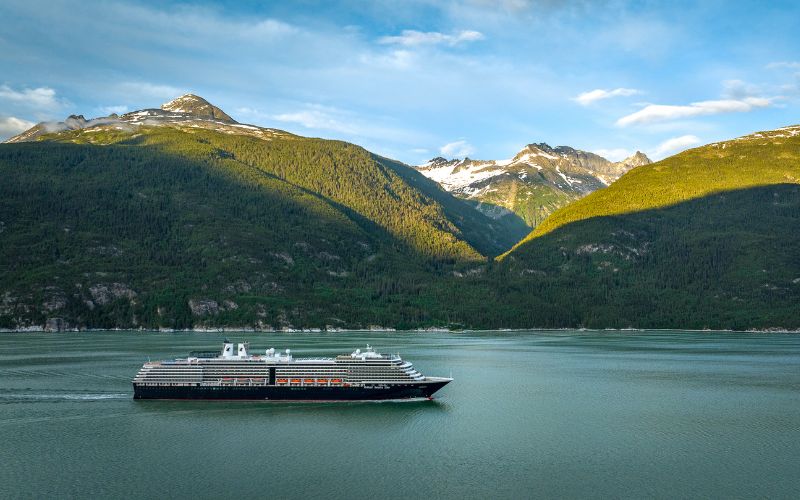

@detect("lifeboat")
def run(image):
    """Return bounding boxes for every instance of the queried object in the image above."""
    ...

[316,379,328,384]
[304,379,314,384]
[290,379,301,384]
[331,379,342,384]
[276,378,288,384]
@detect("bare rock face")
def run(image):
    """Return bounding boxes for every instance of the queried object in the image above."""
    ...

[4,93,294,145]
[160,94,236,123]
[189,299,219,316]
[44,317,69,332]
[415,144,652,228]
[1,292,19,316]
[89,283,137,306]
[42,287,67,312]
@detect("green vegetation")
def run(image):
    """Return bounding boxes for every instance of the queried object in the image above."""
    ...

[475,175,580,227]
[1,124,798,331]
[511,130,800,247]
[0,126,516,330]
[493,128,800,329]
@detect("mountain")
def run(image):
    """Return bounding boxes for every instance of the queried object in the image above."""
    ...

[416,144,651,227]
[5,94,286,144]
[494,125,800,330]
[159,94,236,122]
[2,94,797,331]
[0,95,526,331]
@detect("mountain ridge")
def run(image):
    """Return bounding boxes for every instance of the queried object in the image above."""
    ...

[4,93,291,144]
[1,94,797,331]
[0,94,529,330]
[490,124,800,329]
[415,143,651,227]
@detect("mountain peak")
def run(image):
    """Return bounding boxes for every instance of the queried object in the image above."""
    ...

[160,94,236,123]
[618,151,652,167]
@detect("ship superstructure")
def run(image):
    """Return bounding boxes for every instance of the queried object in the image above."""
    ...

[133,341,451,400]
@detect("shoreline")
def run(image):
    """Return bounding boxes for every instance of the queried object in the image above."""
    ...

[1,326,799,334]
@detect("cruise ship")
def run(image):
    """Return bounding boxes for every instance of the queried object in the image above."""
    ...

[133,341,452,401]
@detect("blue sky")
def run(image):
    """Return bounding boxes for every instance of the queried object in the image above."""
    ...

[1,0,799,163]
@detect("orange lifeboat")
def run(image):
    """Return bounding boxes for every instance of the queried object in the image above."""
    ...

[304,379,314,384]
[316,379,328,384]
[277,379,288,384]
[291,379,301,384]
[331,379,342,384]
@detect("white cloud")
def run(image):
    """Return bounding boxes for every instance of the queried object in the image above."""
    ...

[593,148,632,162]
[440,140,476,158]
[98,105,129,115]
[616,97,772,127]
[272,108,357,135]
[0,116,36,138]
[379,30,484,47]
[359,49,415,70]
[238,104,430,147]
[0,85,63,110]
[115,82,185,101]
[766,61,800,70]
[721,79,763,99]
[649,135,701,159]
[573,88,640,106]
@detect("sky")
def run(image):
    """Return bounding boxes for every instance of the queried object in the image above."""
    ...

[1,0,799,163]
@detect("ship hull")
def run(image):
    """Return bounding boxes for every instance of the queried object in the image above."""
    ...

[133,379,450,401]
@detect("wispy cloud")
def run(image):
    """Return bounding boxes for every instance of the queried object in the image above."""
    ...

[97,105,129,115]
[440,140,476,158]
[359,49,415,70]
[379,30,484,47]
[0,116,36,139]
[272,107,358,135]
[649,135,701,159]
[593,148,632,162]
[115,82,185,101]
[617,97,772,127]
[573,88,640,106]
[721,79,767,100]
[238,103,430,151]
[0,85,64,110]
[2,1,799,164]
[766,61,800,70]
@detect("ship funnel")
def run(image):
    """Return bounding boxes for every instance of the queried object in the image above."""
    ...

[238,342,249,357]
[222,341,234,358]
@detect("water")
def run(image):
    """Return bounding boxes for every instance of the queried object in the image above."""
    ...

[0,331,798,499]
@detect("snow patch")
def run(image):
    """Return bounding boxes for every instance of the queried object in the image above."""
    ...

[416,162,505,191]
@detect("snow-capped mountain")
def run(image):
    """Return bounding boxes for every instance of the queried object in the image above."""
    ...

[4,94,291,143]
[416,144,651,227]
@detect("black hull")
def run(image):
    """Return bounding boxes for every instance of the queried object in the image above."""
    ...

[133,380,450,401]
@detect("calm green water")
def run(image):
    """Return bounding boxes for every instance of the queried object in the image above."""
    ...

[0,331,798,499]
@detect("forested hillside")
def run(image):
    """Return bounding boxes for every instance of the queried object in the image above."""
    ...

[493,126,800,329]
[1,97,798,331]
[0,121,522,330]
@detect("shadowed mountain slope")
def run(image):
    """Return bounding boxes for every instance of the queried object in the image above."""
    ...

[490,125,800,330]
[0,96,528,330]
